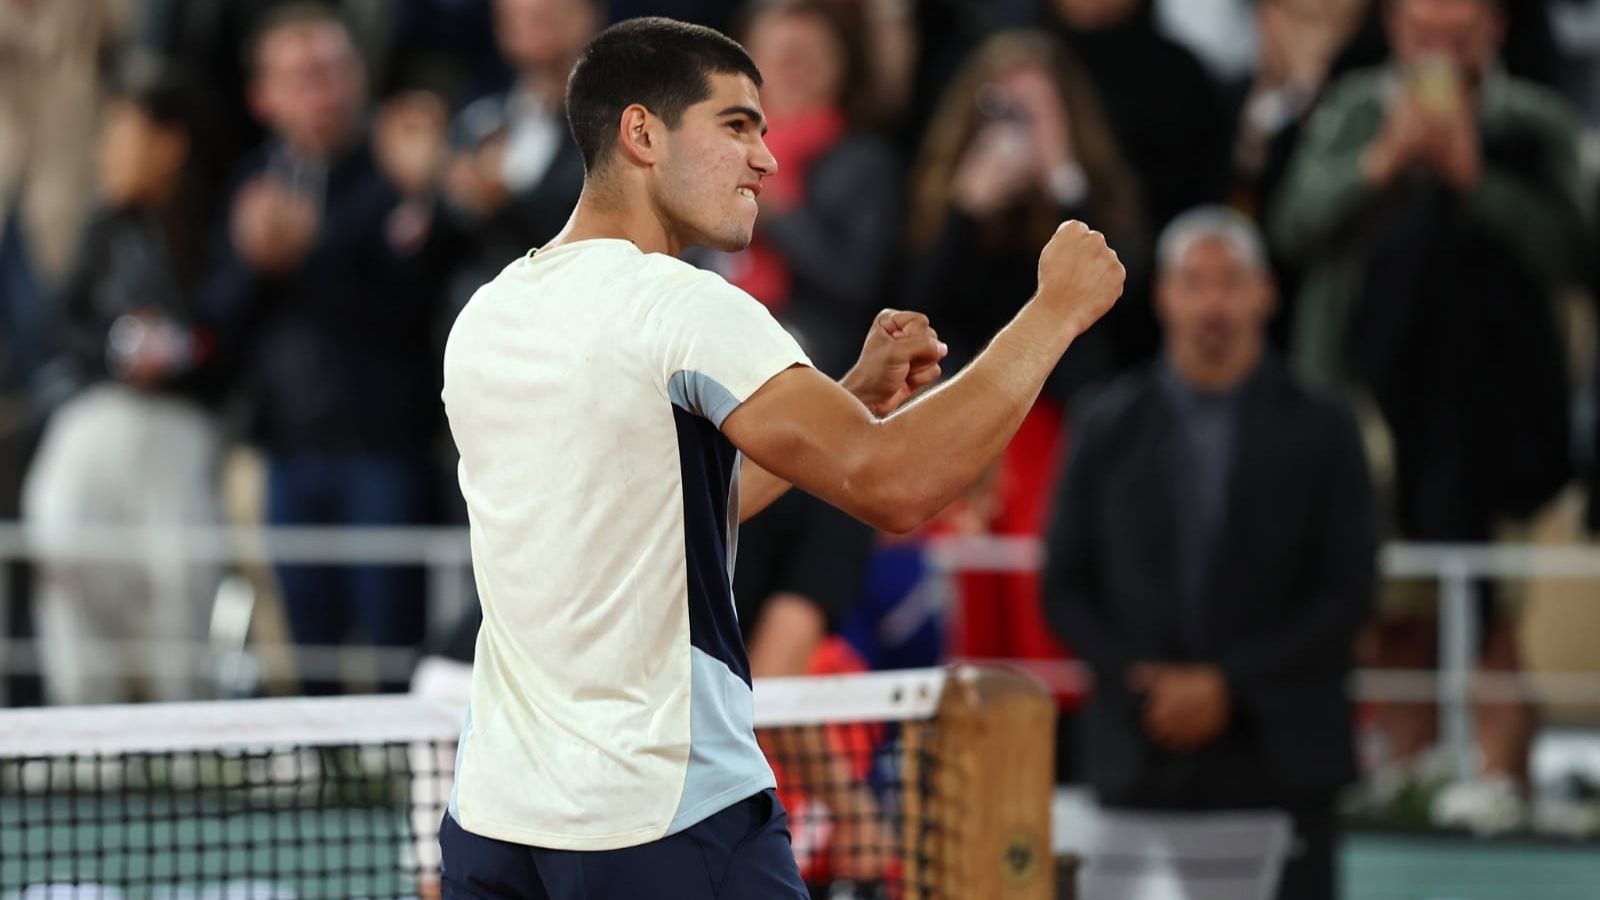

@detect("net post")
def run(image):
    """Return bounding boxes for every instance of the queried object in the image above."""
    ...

[931,664,1055,899]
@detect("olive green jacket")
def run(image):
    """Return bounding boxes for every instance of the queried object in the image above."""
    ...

[1269,67,1588,387]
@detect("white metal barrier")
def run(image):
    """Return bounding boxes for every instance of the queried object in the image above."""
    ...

[1,523,1597,782]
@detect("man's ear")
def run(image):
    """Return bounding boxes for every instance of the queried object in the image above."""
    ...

[616,103,660,167]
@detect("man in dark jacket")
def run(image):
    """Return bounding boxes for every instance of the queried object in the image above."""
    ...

[204,4,452,694]
[1044,206,1376,900]
[440,0,596,303]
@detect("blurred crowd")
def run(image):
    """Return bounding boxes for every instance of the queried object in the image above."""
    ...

[3,0,1600,889]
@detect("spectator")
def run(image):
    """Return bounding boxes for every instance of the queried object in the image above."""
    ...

[1329,0,1564,92]
[1045,207,1376,900]
[1271,0,1586,809]
[135,1,506,179]
[905,30,1142,685]
[1228,0,1370,220]
[0,0,131,704]
[22,63,224,705]
[204,3,453,695]
[441,0,596,305]
[1043,0,1233,233]
[706,0,903,378]
[906,29,1144,394]
[0,0,129,344]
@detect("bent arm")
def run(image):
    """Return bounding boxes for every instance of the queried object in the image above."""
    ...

[723,298,1087,533]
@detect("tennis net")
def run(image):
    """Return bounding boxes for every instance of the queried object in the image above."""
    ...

[0,666,1054,899]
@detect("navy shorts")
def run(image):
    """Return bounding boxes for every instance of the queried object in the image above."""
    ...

[438,789,809,899]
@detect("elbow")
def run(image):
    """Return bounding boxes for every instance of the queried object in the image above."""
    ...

[850,470,941,535]
[873,505,930,536]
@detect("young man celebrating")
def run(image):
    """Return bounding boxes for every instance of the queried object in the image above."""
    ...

[439,16,1124,899]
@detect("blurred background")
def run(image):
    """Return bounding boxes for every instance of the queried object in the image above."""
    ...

[4,0,1600,897]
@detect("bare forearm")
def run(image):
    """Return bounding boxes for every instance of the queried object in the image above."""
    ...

[739,458,791,522]
[723,221,1121,535]
[860,300,1077,527]
[741,349,931,521]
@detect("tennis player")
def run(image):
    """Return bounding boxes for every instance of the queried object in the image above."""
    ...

[438,16,1124,899]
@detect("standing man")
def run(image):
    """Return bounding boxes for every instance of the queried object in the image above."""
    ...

[439,16,1124,899]
[442,0,598,293]
[1044,207,1375,900]
[204,3,452,695]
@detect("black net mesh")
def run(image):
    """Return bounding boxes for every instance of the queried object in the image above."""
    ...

[0,701,949,900]
[1,742,451,899]
[756,719,942,900]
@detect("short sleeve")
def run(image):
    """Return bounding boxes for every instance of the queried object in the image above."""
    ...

[649,272,813,428]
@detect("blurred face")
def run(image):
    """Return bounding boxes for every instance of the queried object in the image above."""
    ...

[1388,0,1502,74]
[1051,0,1143,30]
[1258,0,1370,75]
[1157,237,1274,371]
[990,63,1065,127]
[495,0,598,73]
[250,22,365,155]
[652,72,778,252]
[98,101,188,209]
[746,10,844,118]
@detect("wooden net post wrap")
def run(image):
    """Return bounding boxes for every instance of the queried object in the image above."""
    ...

[924,664,1056,899]
[754,664,1056,899]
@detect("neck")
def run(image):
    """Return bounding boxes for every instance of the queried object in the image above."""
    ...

[134,177,179,212]
[1169,340,1263,394]
[543,180,681,257]
[283,121,354,162]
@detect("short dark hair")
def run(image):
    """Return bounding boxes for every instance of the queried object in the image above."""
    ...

[565,17,762,174]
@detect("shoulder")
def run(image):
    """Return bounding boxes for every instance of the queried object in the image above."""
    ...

[1294,68,1389,148]
[453,92,512,144]
[645,254,745,300]
[1071,365,1161,443]
[1266,362,1362,446]
[644,255,766,316]
[1492,75,1581,136]
[1318,67,1389,114]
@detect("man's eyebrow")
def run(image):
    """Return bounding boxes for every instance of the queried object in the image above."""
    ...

[716,105,768,134]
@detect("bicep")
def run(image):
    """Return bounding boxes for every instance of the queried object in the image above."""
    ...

[720,365,886,527]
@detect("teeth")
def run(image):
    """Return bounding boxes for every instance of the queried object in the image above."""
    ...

[737,188,755,199]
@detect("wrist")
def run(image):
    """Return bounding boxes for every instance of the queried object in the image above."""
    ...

[1011,297,1081,360]
[838,367,886,415]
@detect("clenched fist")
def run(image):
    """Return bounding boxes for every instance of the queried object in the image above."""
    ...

[1037,220,1125,337]
[841,309,948,417]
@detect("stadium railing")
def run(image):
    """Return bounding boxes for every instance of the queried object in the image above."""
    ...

[2,525,1600,785]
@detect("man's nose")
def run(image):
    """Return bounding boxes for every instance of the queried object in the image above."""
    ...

[751,136,778,178]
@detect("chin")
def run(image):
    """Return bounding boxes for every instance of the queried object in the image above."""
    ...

[706,228,754,254]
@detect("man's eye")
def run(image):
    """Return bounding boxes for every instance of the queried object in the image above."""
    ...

[727,120,746,133]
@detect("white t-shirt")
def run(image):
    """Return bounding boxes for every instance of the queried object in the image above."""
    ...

[440,239,812,850]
